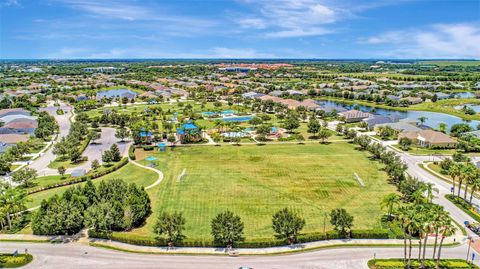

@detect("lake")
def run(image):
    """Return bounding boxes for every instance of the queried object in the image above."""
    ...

[317,100,480,130]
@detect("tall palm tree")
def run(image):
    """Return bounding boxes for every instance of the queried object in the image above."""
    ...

[436,219,456,269]
[469,178,480,205]
[432,209,449,259]
[413,206,425,262]
[456,163,467,198]
[381,193,400,221]
[396,206,412,266]
[463,165,478,200]
[424,183,438,203]
[449,163,461,195]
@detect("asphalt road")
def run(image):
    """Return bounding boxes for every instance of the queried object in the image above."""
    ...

[0,242,475,269]
[29,101,73,176]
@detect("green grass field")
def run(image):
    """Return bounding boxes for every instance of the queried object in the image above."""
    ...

[26,163,158,208]
[420,60,480,67]
[128,142,395,241]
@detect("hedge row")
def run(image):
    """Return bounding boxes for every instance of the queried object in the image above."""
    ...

[89,228,400,248]
[367,258,478,269]
[28,158,129,194]
[445,194,480,223]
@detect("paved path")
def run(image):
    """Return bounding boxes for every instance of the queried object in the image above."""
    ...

[129,159,164,190]
[0,241,476,269]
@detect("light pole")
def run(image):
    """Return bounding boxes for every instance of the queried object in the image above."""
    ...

[466,236,473,262]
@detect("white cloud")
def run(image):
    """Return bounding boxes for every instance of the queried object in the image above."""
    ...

[52,0,150,21]
[361,23,480,58]
[236,0,341,38]
[1,0,21,7]
[265,27,332,38]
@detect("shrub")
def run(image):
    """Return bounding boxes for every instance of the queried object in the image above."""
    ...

[143,145,154,151]
[128,145,136,160]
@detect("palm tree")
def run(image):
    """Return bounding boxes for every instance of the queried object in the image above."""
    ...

[418,116,428,125]
[381,193,400,221]
[463,165,478,200]
[469,178,480,204]
[432,209,449,260]
[436,219,457,269]
[456,163,467,198]
[413,206,425,262]
[448,164,461,195]
[424,183,438,203]
[396,206,412,266]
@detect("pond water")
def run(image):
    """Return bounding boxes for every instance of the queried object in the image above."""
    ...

[317,100,480,130]
[454,104,480,113]
[453,92,476,99]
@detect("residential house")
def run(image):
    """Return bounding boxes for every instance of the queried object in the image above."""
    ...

[363,115,395,130]
[375,122,421,133]
[339,110,372,123]
[402,96,423,105]
[398,130,457,148]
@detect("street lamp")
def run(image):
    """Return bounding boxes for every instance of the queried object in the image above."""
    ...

[466,236,474,262]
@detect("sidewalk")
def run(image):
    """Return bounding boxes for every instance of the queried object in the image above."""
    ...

[86,234,466,255]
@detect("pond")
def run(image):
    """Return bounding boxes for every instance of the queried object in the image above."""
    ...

[453,92,476,99]
[454,104,480,113]
[317,100,480,130]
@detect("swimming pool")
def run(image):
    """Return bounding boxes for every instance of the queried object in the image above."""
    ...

[221,116,253,122]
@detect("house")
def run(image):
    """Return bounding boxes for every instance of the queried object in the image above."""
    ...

[398,130,457,148]
[96,89,137,100]
[278,99,302,110]
[0,114,37,124]
[242,91,265,99]
[339,110,372,123]
[402,97,423,105]
[385,95,401,102]
[0,118,38,135]
[299,99,320,110]
[0,133,29,144]
[286,90,304,96]
[363,115,395,130]
[269,90,285,97]
[0,108,30,118]
[376,122,421,133]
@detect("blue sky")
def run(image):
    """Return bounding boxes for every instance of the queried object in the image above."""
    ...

[0,0,479,59]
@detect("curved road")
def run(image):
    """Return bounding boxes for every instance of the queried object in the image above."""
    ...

[0,242,475,269]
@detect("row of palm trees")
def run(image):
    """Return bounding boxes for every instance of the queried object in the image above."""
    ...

[395,201,456,269]
[352,134,458,269]
[448,161,480,204]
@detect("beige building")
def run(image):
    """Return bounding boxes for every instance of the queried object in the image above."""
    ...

[398,129,457,148]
